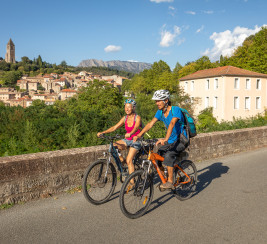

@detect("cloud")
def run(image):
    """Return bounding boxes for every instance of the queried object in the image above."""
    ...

[127,60,139,62]
[203,25,265,61]
[150,0,174,3]
[168,6,176,16]
[160,25,181,47]
[196,25,204,33]
[203,10,214,14]
[185,11,196,15]
[104,45,122,53]
[157,50,171,55]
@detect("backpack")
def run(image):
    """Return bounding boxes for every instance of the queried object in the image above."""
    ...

[179,108,197,138]
[160,106,197,138]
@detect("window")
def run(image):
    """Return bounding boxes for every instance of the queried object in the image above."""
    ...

[234,78,239,89]
[245,97,250,109]
[246,79,251,90]
[234,97,239,109]
[191,96,194,103]
[214,96,218,109]
[256,97,261,109]
[184,82,188,91]
[206,79,210,90]
[205,97,209,108]
[256,79,261,90]
[214,78,219,89]
[191,80,194,91]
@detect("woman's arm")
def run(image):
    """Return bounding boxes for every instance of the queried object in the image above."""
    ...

[97,117,125,137]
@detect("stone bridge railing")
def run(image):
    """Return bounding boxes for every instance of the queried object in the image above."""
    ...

[0,126,266,205]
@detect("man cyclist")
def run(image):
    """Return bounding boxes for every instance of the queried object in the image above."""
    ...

[133,90,188,189]
[97,99,142,180]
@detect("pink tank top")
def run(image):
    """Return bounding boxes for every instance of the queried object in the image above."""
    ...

[125,114,141,141]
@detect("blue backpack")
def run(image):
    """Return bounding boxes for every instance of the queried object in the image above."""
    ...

[161,106,197,138]
[179,108,197,138]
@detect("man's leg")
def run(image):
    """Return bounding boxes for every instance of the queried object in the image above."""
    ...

[161,151,176,189]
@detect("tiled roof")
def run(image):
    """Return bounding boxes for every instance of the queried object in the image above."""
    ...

[61,89,77,93]
[179,66,267,81]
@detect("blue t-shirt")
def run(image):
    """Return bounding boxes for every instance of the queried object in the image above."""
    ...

[155,106,187,144]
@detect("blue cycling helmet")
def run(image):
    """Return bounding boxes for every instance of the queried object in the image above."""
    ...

[124,99,136,107]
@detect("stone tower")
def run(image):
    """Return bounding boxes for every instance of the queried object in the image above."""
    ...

[5,38,15,63]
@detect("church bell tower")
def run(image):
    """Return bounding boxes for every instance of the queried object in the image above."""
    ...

[5,38,15,63]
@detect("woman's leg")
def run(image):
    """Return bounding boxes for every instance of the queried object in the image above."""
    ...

[126,147,138,183]
[114,140,127,150]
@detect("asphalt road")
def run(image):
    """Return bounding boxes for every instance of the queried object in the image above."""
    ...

[0,147,267,244]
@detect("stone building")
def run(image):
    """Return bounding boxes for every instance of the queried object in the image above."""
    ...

[5,39,15,63]
[179,66,267,121]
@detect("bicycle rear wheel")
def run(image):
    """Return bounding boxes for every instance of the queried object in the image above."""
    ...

[82,159,117,205]
[119,169,154,219]
[173,160,197,201]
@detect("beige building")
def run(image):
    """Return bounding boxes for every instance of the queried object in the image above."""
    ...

[59,89,77,100]
[179,66,267,121]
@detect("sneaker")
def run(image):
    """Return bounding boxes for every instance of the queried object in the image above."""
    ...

[161,182,174,190]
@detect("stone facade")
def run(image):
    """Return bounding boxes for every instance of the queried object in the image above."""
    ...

[0,126,266,205]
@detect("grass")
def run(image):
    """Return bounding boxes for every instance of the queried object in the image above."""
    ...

[0,203,14,210]
[66,185,82,194]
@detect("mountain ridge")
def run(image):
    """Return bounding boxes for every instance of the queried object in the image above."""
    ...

[78,59,152,73]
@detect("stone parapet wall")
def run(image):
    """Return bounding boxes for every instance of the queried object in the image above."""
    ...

[0,126,267,205]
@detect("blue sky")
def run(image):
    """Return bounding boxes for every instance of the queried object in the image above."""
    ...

[1,0,266,69]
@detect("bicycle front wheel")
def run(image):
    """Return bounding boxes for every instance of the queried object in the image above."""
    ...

[119,169,154,219]
[173,160,197,201]
[82,159,117,205]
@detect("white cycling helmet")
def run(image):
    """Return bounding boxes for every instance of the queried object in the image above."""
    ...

[152,90,170,101]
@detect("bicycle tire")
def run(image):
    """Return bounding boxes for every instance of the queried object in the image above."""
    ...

[119,169,154,219]
[172,160,197,201]
[82,159,117,205]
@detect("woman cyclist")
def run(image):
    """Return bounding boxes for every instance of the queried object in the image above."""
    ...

[97,99,142,179]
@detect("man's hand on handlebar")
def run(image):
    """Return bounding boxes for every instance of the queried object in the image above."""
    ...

[156,138,168,146]
[133,135,140,142]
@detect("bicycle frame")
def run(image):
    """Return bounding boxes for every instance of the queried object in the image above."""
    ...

[146,147,192,187]
[109,142,123,172]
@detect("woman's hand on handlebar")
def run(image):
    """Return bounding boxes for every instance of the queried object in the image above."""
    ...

[125,133,131,139]
[97,132,104,138]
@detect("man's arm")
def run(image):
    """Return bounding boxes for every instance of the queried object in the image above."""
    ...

[133,117,158,141]
[156,117,179,145]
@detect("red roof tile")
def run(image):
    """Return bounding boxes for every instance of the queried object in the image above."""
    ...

[180,66,267,81]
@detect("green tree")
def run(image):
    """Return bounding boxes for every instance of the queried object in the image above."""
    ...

[2,71,22,87]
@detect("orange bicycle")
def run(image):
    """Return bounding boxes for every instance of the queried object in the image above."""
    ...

[119,138,197,219]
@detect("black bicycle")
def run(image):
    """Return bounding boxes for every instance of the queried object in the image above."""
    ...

[82,134,147,205]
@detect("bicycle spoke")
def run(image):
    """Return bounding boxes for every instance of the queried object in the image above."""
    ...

[83,160,116,205]
[120,170,154,219]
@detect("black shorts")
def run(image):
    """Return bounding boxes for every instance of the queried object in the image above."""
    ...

[158,139,187,167]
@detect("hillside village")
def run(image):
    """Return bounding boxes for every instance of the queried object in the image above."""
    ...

[0,71,128,107]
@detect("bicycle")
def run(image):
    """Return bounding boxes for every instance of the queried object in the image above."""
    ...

[82,134,147,205]
[119,138,198,219]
